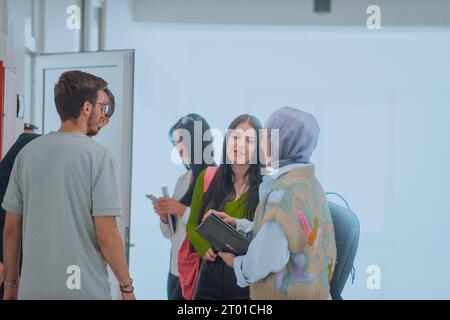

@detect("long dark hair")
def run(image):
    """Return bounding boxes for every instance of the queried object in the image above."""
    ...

[169,114,214,206]
[199,114,263,221]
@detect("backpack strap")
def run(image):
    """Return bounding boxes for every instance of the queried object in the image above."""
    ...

[203,166,218,193]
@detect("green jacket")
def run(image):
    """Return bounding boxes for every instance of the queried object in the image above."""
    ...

[186,168,249,257]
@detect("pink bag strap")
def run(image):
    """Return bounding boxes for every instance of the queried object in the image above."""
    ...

[203,166,218,193]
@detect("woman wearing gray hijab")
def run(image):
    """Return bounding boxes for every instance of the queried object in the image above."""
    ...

[211,106,337,300]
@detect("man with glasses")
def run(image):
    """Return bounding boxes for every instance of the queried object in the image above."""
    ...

[1,70,134,300]
[0,93,115,299]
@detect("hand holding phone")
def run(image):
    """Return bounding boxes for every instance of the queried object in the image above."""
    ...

[147,194,169,224]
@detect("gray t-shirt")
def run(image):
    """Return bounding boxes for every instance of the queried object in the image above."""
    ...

[2,131,122,300]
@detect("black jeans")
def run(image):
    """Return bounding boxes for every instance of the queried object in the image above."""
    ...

[193,258,250,300]
[167,272,184,300]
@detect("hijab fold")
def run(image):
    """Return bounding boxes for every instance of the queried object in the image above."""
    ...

[266,106,320,168]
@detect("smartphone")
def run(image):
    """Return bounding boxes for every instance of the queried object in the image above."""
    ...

[145,194,158,201]
[161,186,169,197]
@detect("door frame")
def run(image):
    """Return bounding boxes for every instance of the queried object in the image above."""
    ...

[33,50,135,294]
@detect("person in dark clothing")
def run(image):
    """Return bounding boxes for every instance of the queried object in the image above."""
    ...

[0,127,40,299]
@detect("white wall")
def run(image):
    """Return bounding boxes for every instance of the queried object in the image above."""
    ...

[0,0,27,144]
[0,0,76,150]
[0,0,77,137]
[0,0,26,102]
[39,0,83,53]
[133,0,450,26]
[103,0,450,299]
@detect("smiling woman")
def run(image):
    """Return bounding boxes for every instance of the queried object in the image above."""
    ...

[186,114,263,300]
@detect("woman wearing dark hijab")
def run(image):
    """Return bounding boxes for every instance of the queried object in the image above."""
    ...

[213,106,337,300]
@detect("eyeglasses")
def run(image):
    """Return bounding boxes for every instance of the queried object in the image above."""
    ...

[96,102,111,118]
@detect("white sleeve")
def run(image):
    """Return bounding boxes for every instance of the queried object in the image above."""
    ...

[159,219,172,239]
[235,218,254,235]
[180,206,191,225]
[233,220,290,288]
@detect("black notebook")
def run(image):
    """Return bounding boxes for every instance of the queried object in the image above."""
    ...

[196,213,250,256]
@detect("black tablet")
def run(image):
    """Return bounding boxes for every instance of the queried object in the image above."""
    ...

[196,213,250,256]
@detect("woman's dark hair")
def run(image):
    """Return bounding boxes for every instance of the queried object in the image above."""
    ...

[169,114,214,206]
[199,114,263,221]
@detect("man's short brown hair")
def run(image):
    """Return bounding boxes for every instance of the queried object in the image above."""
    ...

[54,70,109,121]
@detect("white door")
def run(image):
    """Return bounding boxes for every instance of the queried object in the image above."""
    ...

[34,50,134,299]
